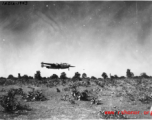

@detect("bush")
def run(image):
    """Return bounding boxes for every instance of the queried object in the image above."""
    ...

[126,69,134,78]
[22,75,29,80]
[72,72,81,81]
[50,74,58,79]
[91,76,97,80]
[34,71,41,80]
[23,90,47,102]
[140,72,149,78]
[82,73,87,79]
[138,95,152,104]
[102,72,108,79]
[0,88,31,113]
[7,74,14,79]
[60,72,67,79]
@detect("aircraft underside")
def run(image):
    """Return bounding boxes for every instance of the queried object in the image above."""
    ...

[46,66,68,69]
[49,68,68,69]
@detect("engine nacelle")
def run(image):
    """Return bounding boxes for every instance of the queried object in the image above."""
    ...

[46,66,50,69]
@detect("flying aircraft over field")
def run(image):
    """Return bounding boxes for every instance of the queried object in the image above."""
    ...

[41,62,75,70]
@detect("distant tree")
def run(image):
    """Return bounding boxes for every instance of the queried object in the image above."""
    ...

[35,71,41,80]
[126,69,131,77]
[91,76,97,80]
[72,72,81,80]
[114,75,118,78]
[140,72,149,78]
[134,76,139,79]
[50,74,58,79]
[18,73,21,79]
[98,78,103,81]
[102,72,108,79]
[22,74,28,79]
[60,72,67,79]
[110,74,112,78]
[82,73,87,79]
[126,69,134,78]
[0,77,6,79]
[110,74,117,79]
[120,76,125,79]
[7,74,14,79]
[28,76,33,79]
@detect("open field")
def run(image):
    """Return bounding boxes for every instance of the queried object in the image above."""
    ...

[1,77,152,119]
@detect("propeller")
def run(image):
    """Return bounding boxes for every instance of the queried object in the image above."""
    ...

[41,62,44,67]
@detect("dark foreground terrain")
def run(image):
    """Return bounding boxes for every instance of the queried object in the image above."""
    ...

[0,77,152,119]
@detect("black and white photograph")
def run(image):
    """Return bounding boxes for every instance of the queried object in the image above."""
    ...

[0,1,152,119]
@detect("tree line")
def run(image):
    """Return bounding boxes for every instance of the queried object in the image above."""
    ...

[2,69,151,80]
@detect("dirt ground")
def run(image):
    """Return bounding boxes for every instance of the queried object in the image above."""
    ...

[0,78,152,119]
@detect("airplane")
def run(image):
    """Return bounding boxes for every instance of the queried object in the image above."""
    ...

[41,62,75,70]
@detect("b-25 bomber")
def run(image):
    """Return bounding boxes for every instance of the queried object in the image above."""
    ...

[41,62,75,70]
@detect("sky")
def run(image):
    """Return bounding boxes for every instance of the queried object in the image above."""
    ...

[0,1,152,78]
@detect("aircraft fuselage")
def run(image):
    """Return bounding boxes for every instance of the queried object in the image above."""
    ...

[41,62,75,70]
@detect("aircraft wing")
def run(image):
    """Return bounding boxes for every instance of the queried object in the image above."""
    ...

[41,62,55,66]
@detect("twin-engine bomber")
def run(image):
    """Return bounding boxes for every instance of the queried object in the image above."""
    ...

[41,62,75,70]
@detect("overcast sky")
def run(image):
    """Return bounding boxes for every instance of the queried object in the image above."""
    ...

[0,1,152,78]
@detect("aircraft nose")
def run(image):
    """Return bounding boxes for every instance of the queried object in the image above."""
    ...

[70,66,75,67]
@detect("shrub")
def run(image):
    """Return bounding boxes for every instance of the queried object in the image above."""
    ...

[23,90,47,102]
[60,72,67,79]
[91,76,97,80]
[50,74,58,79]
[102,72,108,79]
[22,75,29,80]
[34,71,41,80]
[82,73,87,79]
[140,72,149,78]
[126,69,134,78]
[0,88,31,113]
[72,72,81,81]
[7,74,14,79]
[138,95,152,104]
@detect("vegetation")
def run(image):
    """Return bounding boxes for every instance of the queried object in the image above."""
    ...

[126,69,134,78]
[0,88,31,113]
[91,76,97,80]
[72,72,81,81]
[34,71,41,80]
[140,72,149,78]
[102,72,108,79]
[60,72,67,79]
[23,90,47,102]
[7,74,14,79]
[50,74,58,79]
[82,73,87,79]
[1,69,152,119]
